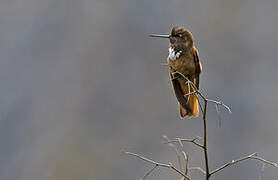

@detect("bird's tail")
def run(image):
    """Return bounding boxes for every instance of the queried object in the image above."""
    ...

[179,83,199,118]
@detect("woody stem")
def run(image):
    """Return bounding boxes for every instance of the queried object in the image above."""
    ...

[203,100,210,179]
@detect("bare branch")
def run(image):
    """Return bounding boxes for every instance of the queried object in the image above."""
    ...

[197,96,204,114]
[250,155,278,168]
[125,152,191,180]
[210,153,278,177]
[259,163,265,180]
[206,99,232,114]
[182,151,189,176]
[215,104,222,127]
[210,153,257,176]
[178,138,183,147]
[202,100,210,180]
[162,135,184,172]
[141,165,157,180]
[189,167,206,175]
[164,137,203,149]
[184,91,198,97]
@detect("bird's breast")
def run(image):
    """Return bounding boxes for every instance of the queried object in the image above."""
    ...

[167,49,195,76]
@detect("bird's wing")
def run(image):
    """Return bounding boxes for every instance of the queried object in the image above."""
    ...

[193,47,202,89]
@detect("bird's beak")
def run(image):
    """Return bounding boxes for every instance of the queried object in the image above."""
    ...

[149,34,170,38]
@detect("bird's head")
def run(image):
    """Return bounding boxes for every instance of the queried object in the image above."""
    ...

[150,26,194,51]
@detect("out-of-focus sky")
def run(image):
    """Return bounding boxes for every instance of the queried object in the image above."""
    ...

[0,0,278,179]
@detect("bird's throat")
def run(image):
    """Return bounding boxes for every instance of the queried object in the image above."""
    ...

[168,47,182,61]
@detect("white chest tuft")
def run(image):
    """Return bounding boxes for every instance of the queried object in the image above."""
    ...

[168,47,182,61]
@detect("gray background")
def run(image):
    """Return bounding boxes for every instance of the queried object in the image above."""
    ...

[0,0,278,179]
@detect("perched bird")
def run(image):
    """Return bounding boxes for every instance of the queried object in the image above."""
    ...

[150,26,202,118]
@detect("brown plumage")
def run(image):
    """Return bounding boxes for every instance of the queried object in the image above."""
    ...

[150,26,202,118]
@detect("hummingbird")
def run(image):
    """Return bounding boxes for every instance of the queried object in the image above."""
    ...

[150,26,202,118]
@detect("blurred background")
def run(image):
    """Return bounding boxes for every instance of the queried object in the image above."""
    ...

[0,0,278,179]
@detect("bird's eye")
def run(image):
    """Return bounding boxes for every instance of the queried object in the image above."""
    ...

[173,34,182,38]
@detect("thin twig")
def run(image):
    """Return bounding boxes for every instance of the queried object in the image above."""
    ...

[210,153,257,176]
[164,137,203,149]
[189,167,206,175]
[197,95,204,115]
[125,152,191,180]
[259,163,265,180]
[184,91,197,97]
[186,81,191,103]
[250,155,278,168]
[162,135,184,172]
[206,99,232,114]
[210,153,278,176]
[215,104,222,127]
[182,151,189,176]
[141,165,157,180]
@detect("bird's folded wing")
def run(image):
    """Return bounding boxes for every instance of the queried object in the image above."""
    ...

[169,72,192,114]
